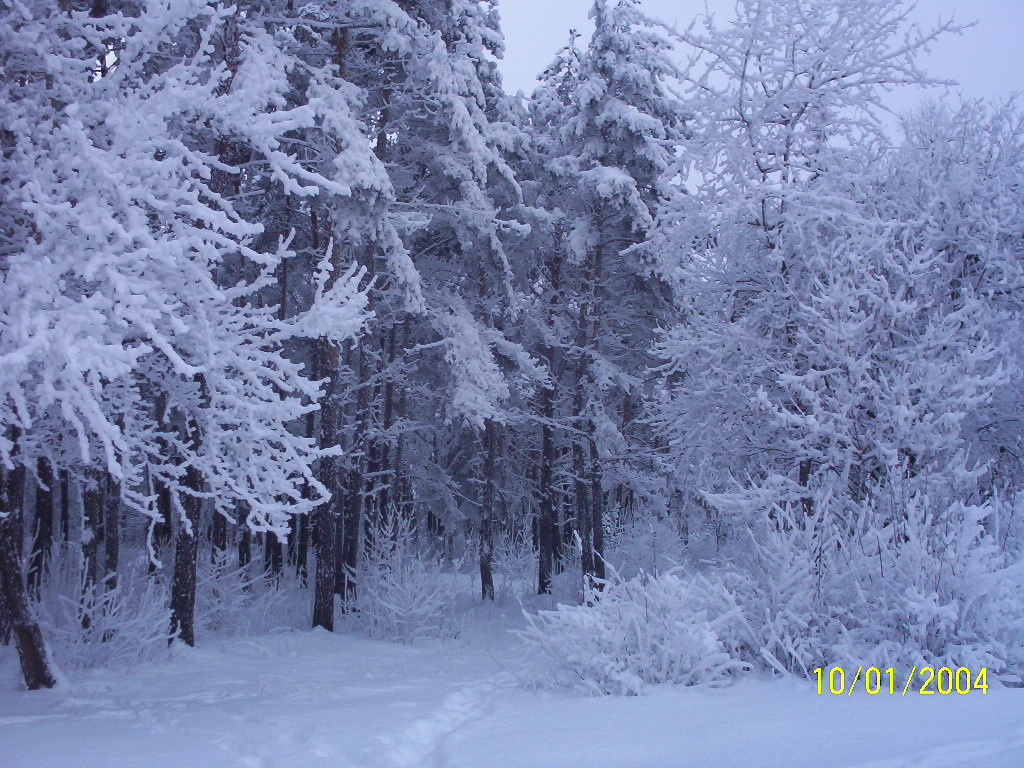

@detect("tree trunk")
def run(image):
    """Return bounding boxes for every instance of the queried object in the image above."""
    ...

[570,316,593,585]
[798,457,813,518]
[169,410,204,647]
[0,450,23,645]
[293,512,308,585]
[81,470,103,593]
[537,383,556,595]
[0,459,57,690]
[211,508,227,561]
[392,317,410,522]
[103,475,119,589]
[151,394,174,571]
[589,438,605,581]
[479,419,497,601]
[238,511,252,571]
[59,470,70,544]
[295,370,318,587]
[27,457,54,600]
[333,489,346,597]
[538,249,562,595]
[151,479,172,572]
[340,465,361,611]
[264,530,283,581]
[313,338,340,631]
[80,472,102,630]
[574,446,593,579]
[310,26,355,632]
[312,467,336,631]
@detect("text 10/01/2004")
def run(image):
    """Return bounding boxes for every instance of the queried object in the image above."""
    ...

[814,666,988,695]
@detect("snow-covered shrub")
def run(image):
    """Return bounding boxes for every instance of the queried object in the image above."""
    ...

[194,552,310,637]
[354,514,460,643]
[35,549,171,671]
[838,497,1024,677]
[519,569,751,695]
[734,495,1024,681]
[493,528,535,601]
[732,510,837,676]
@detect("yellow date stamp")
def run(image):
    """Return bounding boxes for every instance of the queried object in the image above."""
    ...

[814,666,988,695]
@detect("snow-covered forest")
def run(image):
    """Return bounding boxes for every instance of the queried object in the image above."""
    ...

[2,0,1024,765]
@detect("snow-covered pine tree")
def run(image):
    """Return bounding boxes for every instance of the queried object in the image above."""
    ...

[310,0,539,605]
[528,0,687,588]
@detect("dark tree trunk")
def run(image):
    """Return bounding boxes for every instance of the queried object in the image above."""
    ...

[798,457,813,518]
[538,247,564,594]
[363,422,383,554]
[392,317,410,522]
[573,354,598,581]
[313,338,340,631]
[211,509,227,562]
[80,471,103,631]
[151,395,174,572]
[238,518,252,570]
[574,399,594,580]
[333,492,346,597]
[589,244,602,581]
[590,438,605,581]
[558,446,575,574]
[151,472,173,573]
[27,457,54,600]
[103,475,119,589]
[310,25,357,633]
[479,420,496,601]
[574,238,602,586]
[0,452,23,646]
[294,511,309,585]
[81,471,104,593]
[341,337,369,611]
[537,383,556,595]
[264,531,283,581]
[312,465,336,631]
[169,476,202,646]
[59,470,70,543]
[360,76,390,559]
[169,410,204,647]
[295,372,317,586]
[377,322,398,528]
[0,459,57,690]
[340,466,361,610]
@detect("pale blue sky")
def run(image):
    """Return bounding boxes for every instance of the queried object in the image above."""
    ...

[497,0,1024,108]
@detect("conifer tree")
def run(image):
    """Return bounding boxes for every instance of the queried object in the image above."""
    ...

[529,0,686,586]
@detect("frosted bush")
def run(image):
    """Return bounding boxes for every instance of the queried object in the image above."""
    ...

[493,528,535,601]
[355,514,460,643]
[194,552,310,637]
[519,569,752,695]
[736,517,836,676]
[836,498,1024,677]
[520,488,1024,696]
[35,548,171,671]
[734,495,1024,681]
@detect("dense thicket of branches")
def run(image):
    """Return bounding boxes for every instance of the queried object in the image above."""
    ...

[2,0,1022,690]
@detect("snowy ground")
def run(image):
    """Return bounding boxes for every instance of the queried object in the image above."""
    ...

[2,608,1023,768]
